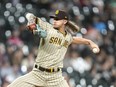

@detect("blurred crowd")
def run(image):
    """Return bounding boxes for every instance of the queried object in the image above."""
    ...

[0,0,116,87]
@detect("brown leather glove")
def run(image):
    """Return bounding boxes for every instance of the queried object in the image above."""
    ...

[27,23,36,32]
[26,13,37,32]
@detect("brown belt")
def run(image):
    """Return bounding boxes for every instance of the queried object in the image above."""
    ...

[34,64,61,73]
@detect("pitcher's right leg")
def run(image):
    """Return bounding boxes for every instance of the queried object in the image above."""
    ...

[8,78,35,87]
[7,71,45,87]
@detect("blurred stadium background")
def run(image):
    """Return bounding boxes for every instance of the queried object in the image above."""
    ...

[0,0,116,87]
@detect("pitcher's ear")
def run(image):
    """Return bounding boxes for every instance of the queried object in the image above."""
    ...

[63,20,68,25]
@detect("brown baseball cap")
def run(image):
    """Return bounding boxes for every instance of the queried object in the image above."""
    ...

[50,10,68,20]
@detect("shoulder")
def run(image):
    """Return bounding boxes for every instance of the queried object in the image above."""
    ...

[66,31,73,44]
[66,31,73,38]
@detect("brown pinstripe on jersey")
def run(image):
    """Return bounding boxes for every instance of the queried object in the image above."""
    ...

[8,18,71,87]
[35,18,73,68]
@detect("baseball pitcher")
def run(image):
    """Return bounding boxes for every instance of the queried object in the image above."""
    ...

[8,10,100,87]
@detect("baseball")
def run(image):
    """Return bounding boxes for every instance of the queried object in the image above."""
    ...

[92,48,98,53]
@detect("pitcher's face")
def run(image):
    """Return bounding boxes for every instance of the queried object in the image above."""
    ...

[53,19,67,29]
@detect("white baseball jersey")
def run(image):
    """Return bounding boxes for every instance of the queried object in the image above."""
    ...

[35,18,73,68]
[8,18,72,87]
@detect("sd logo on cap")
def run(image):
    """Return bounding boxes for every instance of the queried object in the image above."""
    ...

[50,10,68,20]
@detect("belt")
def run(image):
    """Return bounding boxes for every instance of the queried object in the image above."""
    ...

[34,64,61,73]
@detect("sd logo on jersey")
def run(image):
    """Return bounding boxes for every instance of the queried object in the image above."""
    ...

[49,37,69,48]
[49,37,62,45]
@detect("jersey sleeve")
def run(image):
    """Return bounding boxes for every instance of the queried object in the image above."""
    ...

[36,18,53,30]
